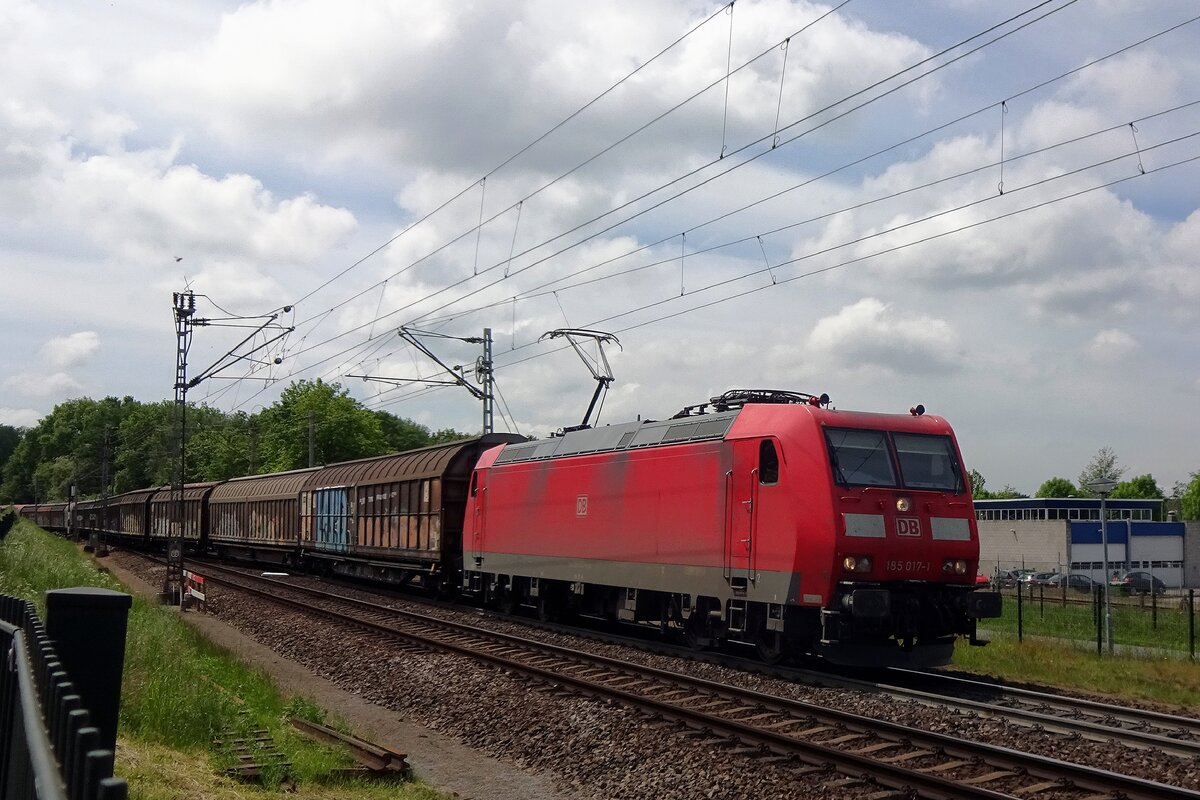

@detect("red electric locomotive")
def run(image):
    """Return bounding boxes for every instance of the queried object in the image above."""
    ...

[462,389,1001,667]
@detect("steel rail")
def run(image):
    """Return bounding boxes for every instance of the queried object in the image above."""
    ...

[194,563,1200,800]
[889,666,1200,736]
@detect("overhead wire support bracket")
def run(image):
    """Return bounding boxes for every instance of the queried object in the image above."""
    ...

[539,328,621,431]
[355,327,495,433]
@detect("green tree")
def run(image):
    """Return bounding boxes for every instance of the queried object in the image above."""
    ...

[430,427,470,444]
[1036,477,1077,498]
[256,379,387,471]
[991,485,1027,499]
[0,424,22,478]
[113,401,177,492]
[184,407,250,481]
[1181,472,1200,520]
[1110,473,1163,500]
[968,468,991,499]
[1110,473,1164,520]
[0,434,38,502]
[0,396,138,501]
[1078,446,1125,495]
[374,410,433,453]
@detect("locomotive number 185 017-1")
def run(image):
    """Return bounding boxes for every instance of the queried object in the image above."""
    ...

[887,560,930,573]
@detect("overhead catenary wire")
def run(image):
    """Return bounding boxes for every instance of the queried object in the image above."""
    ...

[232,0,1082,407]
[285,0,854,335]
[412,98,1200,327]
[226,4,1200,424]
[364,141,1200,413]
[289,7,1194,386]
[286,1,740,316]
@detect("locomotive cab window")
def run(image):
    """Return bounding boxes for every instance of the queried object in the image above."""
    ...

[825,428,896,487]
[893,433,963,492]
[758,440,779,485]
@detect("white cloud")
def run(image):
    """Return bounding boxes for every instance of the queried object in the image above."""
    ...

[4,372,82,398]
[1085,328,1139,363]
[804,298,963,377]
[136,0,932,177]
[39,332,100,369]
[0,407,41,428]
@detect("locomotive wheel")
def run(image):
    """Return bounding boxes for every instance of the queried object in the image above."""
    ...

[683,613,707,650]
[755,631,785,665]
[497,590,517,616]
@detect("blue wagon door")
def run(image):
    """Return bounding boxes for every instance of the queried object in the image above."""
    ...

[315,487,349,553]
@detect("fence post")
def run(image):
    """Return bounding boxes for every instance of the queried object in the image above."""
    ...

[1151,586,1157,630]
[1016,581,1023,642]
[1039,585,1044,619]
[1190,589,1195,661]
[44,588,132,757]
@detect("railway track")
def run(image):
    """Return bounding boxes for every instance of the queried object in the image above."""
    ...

[876,667,1200,760]
[188,561,1200,800]
[345,576,1200,761]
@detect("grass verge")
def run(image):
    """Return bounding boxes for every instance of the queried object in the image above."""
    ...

[0,520,447,800]
[951,632,1200,708]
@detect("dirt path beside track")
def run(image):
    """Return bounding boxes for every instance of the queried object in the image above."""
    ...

[97,550,583,800]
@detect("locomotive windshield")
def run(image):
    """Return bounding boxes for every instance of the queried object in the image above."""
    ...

[825,428,962,492]
[893,433,962,491]
[825,429,895,486]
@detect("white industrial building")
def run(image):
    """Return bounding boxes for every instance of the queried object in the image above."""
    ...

[974,498,1197,588]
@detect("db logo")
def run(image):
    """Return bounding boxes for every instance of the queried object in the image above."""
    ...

[576,495,588,517]
[896,518,922,537]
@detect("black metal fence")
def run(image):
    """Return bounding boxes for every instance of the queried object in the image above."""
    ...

[1,592,130,800]
[1003,581,1197,659]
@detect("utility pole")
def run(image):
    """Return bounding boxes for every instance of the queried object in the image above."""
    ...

[1088,478,1118,655]
[98,425,111,554]
[308,410,316,467]
[168,288,293,606]
[480,328,494,436]
[248,422,258,473]
[167,291,196,605]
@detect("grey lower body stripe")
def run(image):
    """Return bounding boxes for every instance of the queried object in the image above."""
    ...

[467,551,810,606]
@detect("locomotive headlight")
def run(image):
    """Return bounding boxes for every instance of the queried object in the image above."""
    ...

[943,559,968,575]
[843,556,872,573]
[896,496,911,512]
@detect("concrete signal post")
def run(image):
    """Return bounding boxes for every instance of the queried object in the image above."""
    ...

[1086,478,1118,655]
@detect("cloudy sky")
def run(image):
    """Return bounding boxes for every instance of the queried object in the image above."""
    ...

[2,0,1198,494]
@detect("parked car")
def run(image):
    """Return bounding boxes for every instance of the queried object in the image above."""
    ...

[995,568,1035,588]
[1045,573,1096,594]
[1018,571,1060,589]
[1115,571,1167,596]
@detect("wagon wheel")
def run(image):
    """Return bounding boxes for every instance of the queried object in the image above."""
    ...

[755,630,786,665]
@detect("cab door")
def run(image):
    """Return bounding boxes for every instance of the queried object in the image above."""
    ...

[468,469,486,566]
[725,440,760,593]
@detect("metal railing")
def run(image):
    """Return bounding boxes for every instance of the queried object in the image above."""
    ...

[1,594,129,800]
